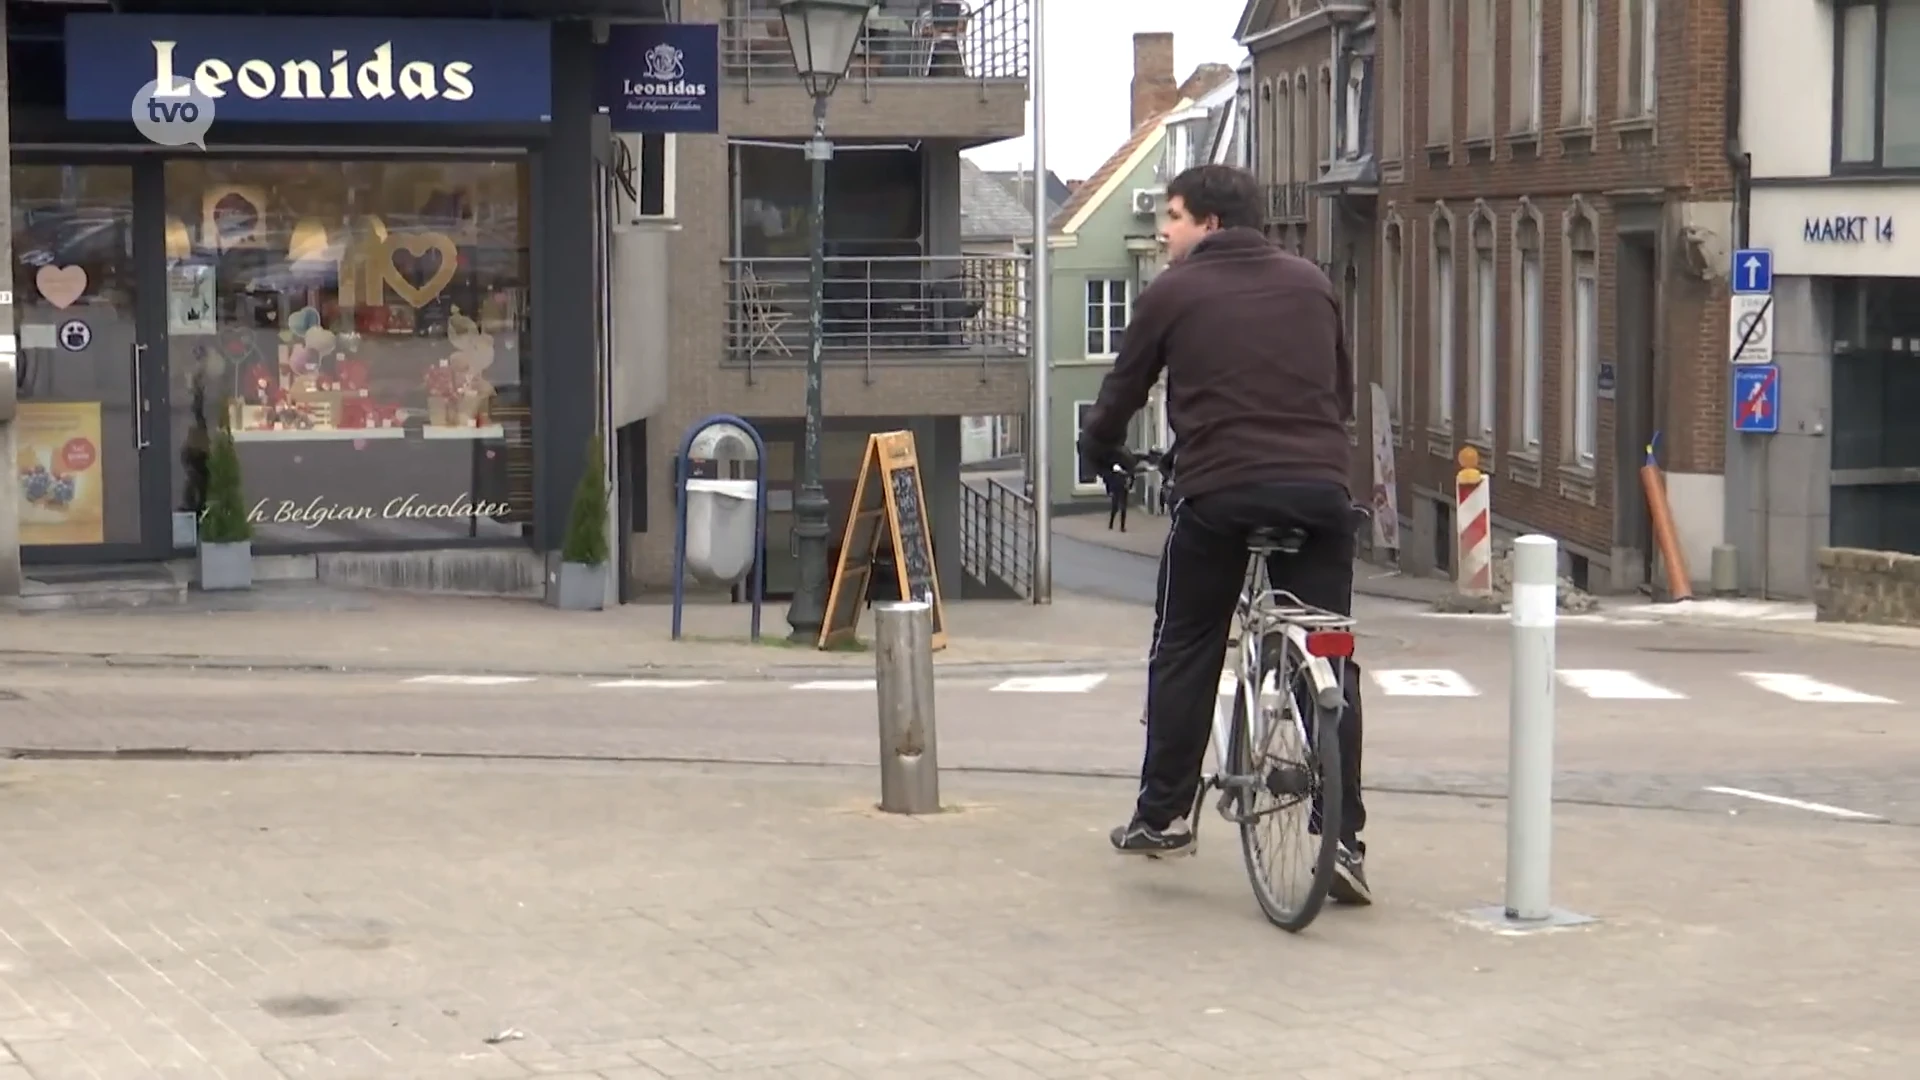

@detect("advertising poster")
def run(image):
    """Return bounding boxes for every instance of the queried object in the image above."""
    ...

[15,402,105,545]
[1367,383,1401,553]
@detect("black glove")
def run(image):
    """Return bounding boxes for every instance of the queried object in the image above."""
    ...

[1077,434,1137,478]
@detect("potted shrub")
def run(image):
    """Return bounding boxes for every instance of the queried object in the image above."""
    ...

[197,405,254,591]
[551,436,610,611]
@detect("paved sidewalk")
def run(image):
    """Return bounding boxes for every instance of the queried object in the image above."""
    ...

[0,757,1909,1079]
[0,587,1146,679]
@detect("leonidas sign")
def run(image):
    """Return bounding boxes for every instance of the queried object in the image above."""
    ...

[63,13,552,123]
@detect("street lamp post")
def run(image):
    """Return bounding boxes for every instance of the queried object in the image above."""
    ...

[777,0,872,645]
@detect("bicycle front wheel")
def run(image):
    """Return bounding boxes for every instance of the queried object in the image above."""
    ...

[1228,632,1344,933]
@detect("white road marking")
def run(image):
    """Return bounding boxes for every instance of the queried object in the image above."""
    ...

[1703,786,1885,821]
[1738,672,1894,704]
[792,679,877,691]
[406,675,536,686]
[992,674,1108,693]
[1556,669,1685,700]
[593,679,718,689]
[1371,669,1478,697]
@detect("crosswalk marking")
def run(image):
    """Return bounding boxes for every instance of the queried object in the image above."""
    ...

[405,675,536,686]
[792,679,877,691]
[992,674,1108,693]
[1556,669,1684,700]
[594,679,718,689]
[1738,672,1894,704]
[1372,669,1479,697]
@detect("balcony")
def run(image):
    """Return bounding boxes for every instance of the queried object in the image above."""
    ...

[725,253,1030,377]
[720,0,1030,141]
[1264,181,1309,225]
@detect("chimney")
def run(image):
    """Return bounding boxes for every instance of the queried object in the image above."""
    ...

[1130,32,1178,133]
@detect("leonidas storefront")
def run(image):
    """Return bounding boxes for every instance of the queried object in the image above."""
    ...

[10,6,607,571]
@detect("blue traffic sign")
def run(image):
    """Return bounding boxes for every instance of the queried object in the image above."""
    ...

[1732,248,1773,294]
[1732,365,1780,434]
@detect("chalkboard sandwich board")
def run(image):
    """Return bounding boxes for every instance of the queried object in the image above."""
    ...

[818,430,947,651]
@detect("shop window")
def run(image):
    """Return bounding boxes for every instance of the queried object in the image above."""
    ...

[732,142,924,258]
[162,158,533,549]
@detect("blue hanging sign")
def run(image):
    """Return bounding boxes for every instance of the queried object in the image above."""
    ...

[64,14,552,123]
[598,23,720,134]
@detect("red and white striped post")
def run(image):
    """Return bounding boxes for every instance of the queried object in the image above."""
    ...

[1455,447,1494,599]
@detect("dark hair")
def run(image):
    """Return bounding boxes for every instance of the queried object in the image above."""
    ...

[1165,164,1262,231]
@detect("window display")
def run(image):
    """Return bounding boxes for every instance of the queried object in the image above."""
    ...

[165,158,534,547]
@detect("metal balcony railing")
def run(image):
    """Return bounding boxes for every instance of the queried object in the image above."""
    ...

[960,474,1033,598]
[725,253,1031,378]
[1264,181,1310,224]
[723,0,1030,87]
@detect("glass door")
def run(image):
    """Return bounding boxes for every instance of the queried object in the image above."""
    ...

[11,160,173,561]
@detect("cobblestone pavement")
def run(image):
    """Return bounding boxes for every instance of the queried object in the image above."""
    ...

[0,757,1911,1080]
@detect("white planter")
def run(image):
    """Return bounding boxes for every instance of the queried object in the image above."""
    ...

[549,560,604,611]
[197,540,253,591]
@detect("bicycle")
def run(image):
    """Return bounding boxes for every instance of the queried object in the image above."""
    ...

[1134,488,1365,934]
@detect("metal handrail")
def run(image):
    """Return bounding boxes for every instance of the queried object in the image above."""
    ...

[960,474,1033,598]
[724,253,1032,381]
[723,0,1030,93]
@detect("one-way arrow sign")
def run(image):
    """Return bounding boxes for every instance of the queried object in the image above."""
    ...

[1732,248,1773,295]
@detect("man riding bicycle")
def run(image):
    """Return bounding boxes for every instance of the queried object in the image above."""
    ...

[1077,163,1371,905]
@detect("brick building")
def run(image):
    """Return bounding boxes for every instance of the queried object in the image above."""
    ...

[1382,0,1738,592]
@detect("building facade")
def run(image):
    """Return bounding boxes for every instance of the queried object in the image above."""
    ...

[1381,0,1736,593]
[1737,0,1920,594]
[638,0,1034,603]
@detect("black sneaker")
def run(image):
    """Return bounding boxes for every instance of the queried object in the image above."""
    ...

[1329,843,1372,905]
[1109,816,1194,857]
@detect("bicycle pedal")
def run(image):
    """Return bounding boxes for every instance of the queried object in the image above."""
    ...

[1215,788,1240,823]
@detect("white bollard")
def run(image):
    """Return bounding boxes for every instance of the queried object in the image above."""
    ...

[1466,535,1594,933]
[1505,535,1558,921]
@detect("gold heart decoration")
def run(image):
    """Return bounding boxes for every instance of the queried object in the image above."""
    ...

[380,232,458,309]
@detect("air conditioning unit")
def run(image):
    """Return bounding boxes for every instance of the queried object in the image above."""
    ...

[1131,187,1163,216]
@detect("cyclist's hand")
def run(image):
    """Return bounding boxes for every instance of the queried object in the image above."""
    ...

[1076,436,1137,477]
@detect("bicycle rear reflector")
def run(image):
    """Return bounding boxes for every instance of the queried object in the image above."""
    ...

[1304,630,1355,658]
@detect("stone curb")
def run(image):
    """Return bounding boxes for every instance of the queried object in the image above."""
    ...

[0,649,1137,681]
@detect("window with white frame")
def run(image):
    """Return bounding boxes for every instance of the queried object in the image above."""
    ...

[1085,279,1129,357]
[1511,0,1543,133]
[1515,213,1545,454]
[1466,0,1495,139]
[1343,60,1365,158]
[1428,0,1454,144]
[1431,214,1456,430]
[1343,262,1362,424]
[1381,3,1403,161]
[1072,401,1102,488]
[1470,216,1497,443]
[1622,0,1657,118]
[1567,216,1600,468]
[1274,81,1293,184]
[1318,66,1333,165]
[1566,0,1598,126]
[1295,72,1312,180]
[1383,221,1405,428]
[1835,0,1920,168]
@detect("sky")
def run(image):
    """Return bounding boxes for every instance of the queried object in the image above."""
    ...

[962,0,1249,181]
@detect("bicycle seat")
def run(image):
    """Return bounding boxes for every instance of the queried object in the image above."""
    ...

[1248,525,1309,554]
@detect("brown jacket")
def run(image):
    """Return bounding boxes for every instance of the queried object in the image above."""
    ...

[1078,227,1352,501]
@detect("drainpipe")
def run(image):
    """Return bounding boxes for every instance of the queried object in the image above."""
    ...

[1726,0,1749,245]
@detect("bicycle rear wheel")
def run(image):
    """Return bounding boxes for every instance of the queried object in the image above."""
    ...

[1227,631,1344,933]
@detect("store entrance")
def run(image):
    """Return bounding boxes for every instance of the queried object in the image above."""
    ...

[11,157,177,563]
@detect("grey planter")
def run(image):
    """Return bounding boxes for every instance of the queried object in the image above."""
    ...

[197,540,253,591]
[549,560,605,611]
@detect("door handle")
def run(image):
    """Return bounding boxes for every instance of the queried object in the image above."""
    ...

[131,342,150,449]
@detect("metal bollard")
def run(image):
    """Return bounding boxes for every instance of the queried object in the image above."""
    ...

[1506,535,1558,921]
[874,600,940,814]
